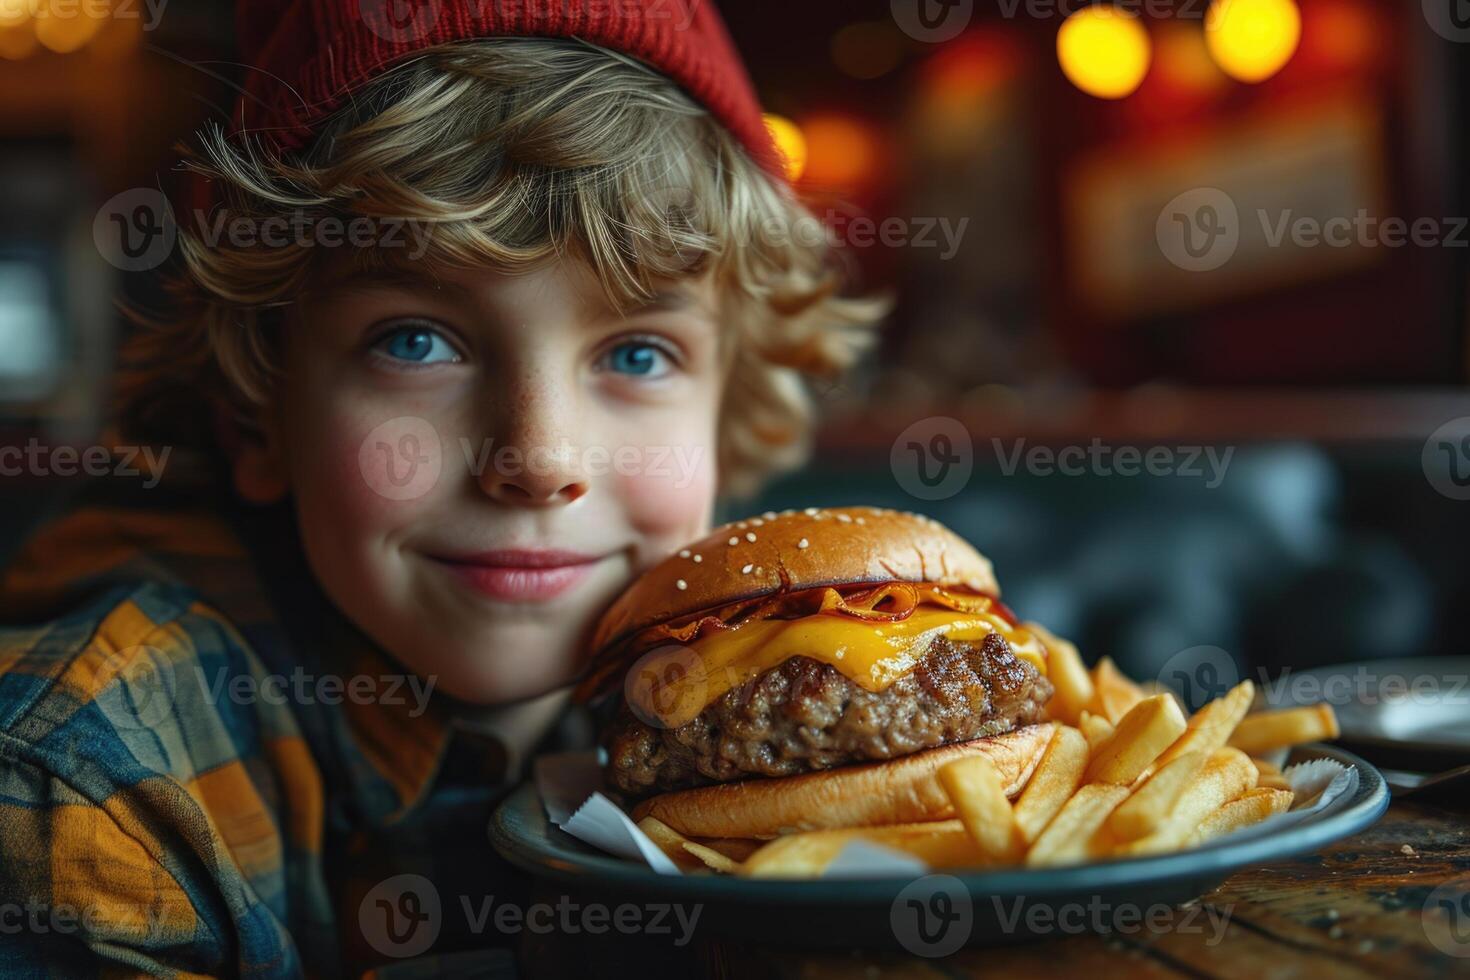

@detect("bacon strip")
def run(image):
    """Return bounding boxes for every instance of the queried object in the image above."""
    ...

[576,582,1005,701]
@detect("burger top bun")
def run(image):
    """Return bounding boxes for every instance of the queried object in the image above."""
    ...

[592,506,1000,652]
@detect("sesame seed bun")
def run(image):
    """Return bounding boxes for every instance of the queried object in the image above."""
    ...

[591,506,1000,654]
[583,507,1052,844]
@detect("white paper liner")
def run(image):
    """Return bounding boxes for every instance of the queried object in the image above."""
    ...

[534,749,606,826]
[822,840,930,877]
[533,749,682,875]
[532,749,1360,877]
[563,792,683,874]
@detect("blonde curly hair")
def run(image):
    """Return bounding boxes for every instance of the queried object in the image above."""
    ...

[116,37,887,496]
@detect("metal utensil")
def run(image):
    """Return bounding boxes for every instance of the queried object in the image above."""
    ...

[1379,763,1470,802]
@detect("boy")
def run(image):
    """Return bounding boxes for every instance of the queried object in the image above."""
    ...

[0,1,883,975]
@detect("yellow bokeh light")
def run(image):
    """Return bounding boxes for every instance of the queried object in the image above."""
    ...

[35,9,104,54]
[0,0,37,29]
[763,113,808,183]
[1206,0,1301,83]
[1057,5,1152,100]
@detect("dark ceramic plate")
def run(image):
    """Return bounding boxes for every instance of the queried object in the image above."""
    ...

[1263,658,1470,771]
[489,743,1387,950]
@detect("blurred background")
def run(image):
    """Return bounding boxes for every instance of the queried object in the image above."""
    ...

[0,0,1467,688]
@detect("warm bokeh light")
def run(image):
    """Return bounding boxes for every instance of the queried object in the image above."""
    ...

[0,0,122,55]
[917,31,1022,108]
[1205,0,1302,83]
[0,0,35,29]
[797,114,879,188]
[830,20,906,80]
[1303,0,1376,72]
[35,7,106,54]
[763,113,808,183]
[1057,5,1152,100]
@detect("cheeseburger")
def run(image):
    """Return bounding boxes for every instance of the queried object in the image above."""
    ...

[576,506,1056,838]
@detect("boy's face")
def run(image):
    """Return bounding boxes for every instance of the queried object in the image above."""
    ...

[258,258,724,703]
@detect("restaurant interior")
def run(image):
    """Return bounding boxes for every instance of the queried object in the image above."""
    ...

[0,0,1467,715]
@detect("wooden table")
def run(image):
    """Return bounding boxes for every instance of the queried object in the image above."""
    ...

[710,799,1470,979]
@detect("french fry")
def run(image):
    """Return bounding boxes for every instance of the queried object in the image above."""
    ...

[1107,750,1207,841]
[1088,656,1145,724]
[939,755,1025,864]
[1148,679,1255,776]
[1228,704,1340,755]
[689,837,763,863]
[1079,711,1115,752]
[1013,725,1089,845]
[681,840,740,874]
[1188,787,1295,845]
[1138,680,1186,717]
[673,659,1336,877]
[1029,623,1092,725]
[1117,748,1258,856]
[738,832,847,878]
[1026,784,1131,866]
[1251,758,1291,791]
[1084,694,1188,786]
[739,821,978,878]
[637,817,707,871]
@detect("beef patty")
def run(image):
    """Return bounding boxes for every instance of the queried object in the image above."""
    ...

[605,631,1053,796]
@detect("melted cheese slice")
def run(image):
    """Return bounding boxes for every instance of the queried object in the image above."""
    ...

[628,605,1046,729]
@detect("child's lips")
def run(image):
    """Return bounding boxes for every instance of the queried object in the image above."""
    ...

[429,549,604,602]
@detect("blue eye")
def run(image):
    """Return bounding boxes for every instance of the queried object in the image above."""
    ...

[602,340,673,378]
[372,325,460,365]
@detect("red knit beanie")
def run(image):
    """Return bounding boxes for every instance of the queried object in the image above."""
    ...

[230,0,783,179]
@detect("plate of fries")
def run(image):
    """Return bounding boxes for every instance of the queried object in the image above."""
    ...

[491,644,1389,947]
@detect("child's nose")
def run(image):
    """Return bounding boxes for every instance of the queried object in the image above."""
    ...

[477,399,591,507]
[479,460,590,507]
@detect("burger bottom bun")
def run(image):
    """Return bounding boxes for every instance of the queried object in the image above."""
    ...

[629,723,1055,839]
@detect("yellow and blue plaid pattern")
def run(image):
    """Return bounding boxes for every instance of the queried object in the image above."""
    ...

[0,579,328,977]
[0,490,571,978]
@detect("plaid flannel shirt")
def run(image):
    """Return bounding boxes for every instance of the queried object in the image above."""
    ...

[0,479,582,978]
